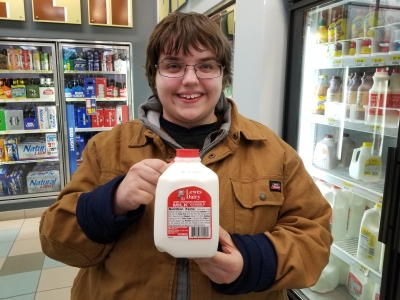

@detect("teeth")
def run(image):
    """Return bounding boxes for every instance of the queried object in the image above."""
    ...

[180,94,201,99]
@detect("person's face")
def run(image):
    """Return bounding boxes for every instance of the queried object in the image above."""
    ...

[156,45,223,128]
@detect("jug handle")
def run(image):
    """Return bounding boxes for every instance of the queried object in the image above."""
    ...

[351,148,361,163]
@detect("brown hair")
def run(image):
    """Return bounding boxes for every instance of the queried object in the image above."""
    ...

[145,12,233,95]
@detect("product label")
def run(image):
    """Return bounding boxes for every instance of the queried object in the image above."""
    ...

[369,93,393,115]
[364,158,381,176]
[359,226,377,260]
[167,186,212,240]
[326,92,342,102]
[392,93,400,108]
[348,272,363,296]
[316,95,326,110]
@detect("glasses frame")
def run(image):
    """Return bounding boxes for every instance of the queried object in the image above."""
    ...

[155,62,225,79]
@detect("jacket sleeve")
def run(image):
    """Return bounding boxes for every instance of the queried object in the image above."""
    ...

[268,154,333,290]
[39,136,141,268]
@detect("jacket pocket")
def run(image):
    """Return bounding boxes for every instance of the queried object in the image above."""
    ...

[230,176,284,234]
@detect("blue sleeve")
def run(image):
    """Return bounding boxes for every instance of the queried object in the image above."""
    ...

[211,233,277,294]
[76,175,145,244]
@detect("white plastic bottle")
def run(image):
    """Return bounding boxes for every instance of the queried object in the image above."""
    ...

[372,283,380,300]
[315,178,332,202]
[310,253,339,293]
[338,258,350,286]
[349,142,382,182]
[154,149,219,258]
[313,134,339,170]
[367,68,397,127]
[330,185,349,241]
[357,203,383,271]
[347,194,366,238]
[347,265,375,300]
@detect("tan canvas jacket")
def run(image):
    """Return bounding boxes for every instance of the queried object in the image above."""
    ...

[39,99,332,299]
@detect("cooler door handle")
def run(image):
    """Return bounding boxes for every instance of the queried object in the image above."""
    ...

[379,147,399,244]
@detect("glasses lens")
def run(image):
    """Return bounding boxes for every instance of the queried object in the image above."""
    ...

[158,62,185,77]
[195,63,221,78]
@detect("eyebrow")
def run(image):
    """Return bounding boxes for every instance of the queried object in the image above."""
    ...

[159,56,218,63]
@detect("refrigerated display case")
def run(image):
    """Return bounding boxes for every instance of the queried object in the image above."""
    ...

[57,42,133,181]
[284,0,400,299]
[0,40,65,208]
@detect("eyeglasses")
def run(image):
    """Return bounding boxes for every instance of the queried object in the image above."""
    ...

[155,61,224,79]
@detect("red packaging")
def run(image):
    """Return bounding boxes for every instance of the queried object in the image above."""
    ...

[95,78,107,98]
[104,106,117,127]
[91,106,104,127]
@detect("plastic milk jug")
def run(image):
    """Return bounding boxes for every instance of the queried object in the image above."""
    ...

[338,259,350,285]
[313,134,339,170]
[347,265,375,300]
[357,203,383,271]
[330,185,349,241]
[154,149,219,258]
[347,194,366,238]
[310,253,339,293]
[349,142,382,182]
[372,283,380,300]
[315,178,331,199]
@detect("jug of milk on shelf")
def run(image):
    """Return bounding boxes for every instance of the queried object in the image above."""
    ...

[339,133,357,168]
[347,193,366,238]
[313,134,339,170]
[349,142,382,182]
[357,203,383,271]
[154,149,219,258]
[347,265,375,300]
[330,185,349,241]
[309,253,339,293]
[372,283,380,300]
[315,178,331,199]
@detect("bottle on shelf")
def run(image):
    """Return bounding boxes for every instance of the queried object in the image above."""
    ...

[309,253,339,293]
[346,72,362,119]
[349,142,382,182]
[339,133,356,168]
[347,265,375,300]
[315,178,332,201]
[325,76,342,117]
[328,11,338,44]
[357,203,383,272]
[390,68,400,119]
[367,68,397,127]
[351,8,366,39]
[313,134,339,170]
[330,185,349,241]
[316,15,328,44]
[346,193,366,238]
[355,72,374,121]
[312,75,329,115]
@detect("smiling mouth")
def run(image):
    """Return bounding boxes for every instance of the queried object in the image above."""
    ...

[179,93,202,99]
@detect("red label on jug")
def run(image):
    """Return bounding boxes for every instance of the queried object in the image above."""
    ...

[369,93,393,115]
[167,186,212,240]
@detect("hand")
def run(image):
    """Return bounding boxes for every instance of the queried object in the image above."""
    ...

[192,226,244,284]
[113,159,170,215]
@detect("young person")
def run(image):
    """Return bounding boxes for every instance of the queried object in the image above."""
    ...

[40,12,332,299]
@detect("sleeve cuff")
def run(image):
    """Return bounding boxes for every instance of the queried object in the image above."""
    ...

[212,233,277,295]
[76,175,145,244]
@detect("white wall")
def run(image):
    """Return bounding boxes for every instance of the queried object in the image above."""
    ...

[232,0,288,137]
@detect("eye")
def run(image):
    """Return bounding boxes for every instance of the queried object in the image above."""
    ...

[165,62,183,70]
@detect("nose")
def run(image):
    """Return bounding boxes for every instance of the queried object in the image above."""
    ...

[182,65,199,84]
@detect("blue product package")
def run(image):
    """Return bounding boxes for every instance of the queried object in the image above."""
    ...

[0,166,9,196]
[76,106,91,128]
[84,77,96,97]
[66,104,77,175]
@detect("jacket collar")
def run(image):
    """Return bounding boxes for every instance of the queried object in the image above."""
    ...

[130,94,267,149]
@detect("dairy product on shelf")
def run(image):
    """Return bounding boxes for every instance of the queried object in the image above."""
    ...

[347,194,367,238]
[338,258,350,285]
[347,265,375,300]
[312,75,329,115]
[313,134,339,169]
[349,142,382,182]
[310,253,339,293]
[339,133,357,168]
[357,203,383,271]
[330,185,349,241]
[355,73,374,121]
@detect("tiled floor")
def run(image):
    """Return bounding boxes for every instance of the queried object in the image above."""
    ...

[0,217,79,299]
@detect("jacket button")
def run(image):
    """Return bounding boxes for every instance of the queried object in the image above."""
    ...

[259,193,267,200]
[208,153,215,159]
[233,132,238,139]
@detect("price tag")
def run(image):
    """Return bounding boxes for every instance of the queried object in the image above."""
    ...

[369,125,382,132]
[390,55,400,65]
[357,264,370,276]
[354,58,366,67]
[86,98,97,115]
[46,133,58,156]
[372,57,385,66]
[342,181,353,191]
[333,59,343,67]
[327,117,337,125]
